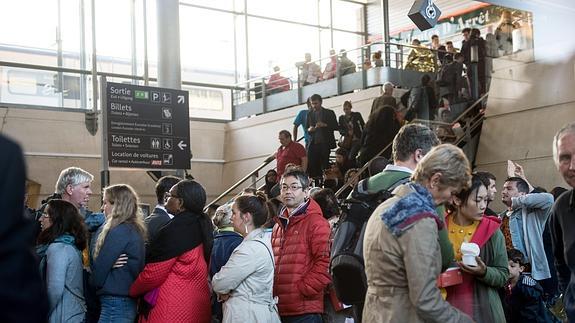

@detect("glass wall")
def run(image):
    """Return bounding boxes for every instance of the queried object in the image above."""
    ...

[0,0,366,119]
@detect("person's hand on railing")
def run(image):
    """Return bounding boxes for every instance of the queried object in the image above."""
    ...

[264,153,276,164]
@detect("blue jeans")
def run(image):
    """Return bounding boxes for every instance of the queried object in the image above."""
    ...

[98,295,137,323]
[281,313,322,323]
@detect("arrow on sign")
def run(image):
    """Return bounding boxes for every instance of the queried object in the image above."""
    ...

[178,140,188,150]
[177,95,185,104]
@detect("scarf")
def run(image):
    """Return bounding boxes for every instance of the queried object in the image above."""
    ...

[380,183,443,237]
[37,234,78,281]
[146,211,211,263]
[445,215,501,321]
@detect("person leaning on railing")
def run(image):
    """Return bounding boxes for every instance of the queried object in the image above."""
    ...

[266,66,290,95]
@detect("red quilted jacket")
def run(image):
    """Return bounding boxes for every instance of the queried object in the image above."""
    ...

[129,246,211,323]
[272,199,332,316]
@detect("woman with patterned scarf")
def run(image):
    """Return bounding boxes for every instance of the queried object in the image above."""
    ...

[362,144,474,323]
[37,199,88,323]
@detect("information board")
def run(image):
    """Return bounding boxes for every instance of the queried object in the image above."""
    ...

[104,82,191,169]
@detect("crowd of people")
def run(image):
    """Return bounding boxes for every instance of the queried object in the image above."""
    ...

[1,116,575,323]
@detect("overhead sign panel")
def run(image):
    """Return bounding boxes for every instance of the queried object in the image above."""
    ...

[104,82,191,169]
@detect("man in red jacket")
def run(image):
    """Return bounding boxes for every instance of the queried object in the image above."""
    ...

[272,169,331,322]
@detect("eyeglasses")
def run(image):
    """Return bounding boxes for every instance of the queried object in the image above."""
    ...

[280,184,303,192]
[164,192,180,200]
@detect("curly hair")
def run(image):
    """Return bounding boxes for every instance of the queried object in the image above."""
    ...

[37,199,87,250]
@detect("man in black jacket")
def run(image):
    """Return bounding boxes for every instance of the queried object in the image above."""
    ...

[0,134,48,322]
[550,122,575,322]
[145,175,181,244]
[306,93,338,185]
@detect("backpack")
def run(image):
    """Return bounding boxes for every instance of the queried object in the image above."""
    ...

[329,176,410,305]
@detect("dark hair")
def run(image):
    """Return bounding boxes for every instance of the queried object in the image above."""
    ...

[462,27,471,34]
[172,180,213,262]
[431,34,439,40]
[446,174,486,213]
[368,156,389,176]
[155,175,181,204]
[310,188,340,219]
[446,41,453,45]
[37,199,87,250]
[507,248,525,265]
[343,100,352,108]
[266,197,282,228]
[335,148,348,157]
[421,74,431,85]
[412,38,421,45]
[309,93,323,103]
[474,171,496,187]
[392,124,440,162]
[471,28,481,38]
[279,130,291,138]
[235,192,269,228]
[174,180,206,214]
[242,187,258,195]
[551,186,568,200]
[282,169,310,189]
[505,177,529,194]
[454,53,464,60]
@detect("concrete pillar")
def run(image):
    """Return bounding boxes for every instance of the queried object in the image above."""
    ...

[156,0,181,89]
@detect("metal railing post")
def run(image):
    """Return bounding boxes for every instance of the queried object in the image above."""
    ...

[361,47,367,89]
[398,44,404,69]
[262,77,267,113]
[297,66,303,104]
[336,55,342,95]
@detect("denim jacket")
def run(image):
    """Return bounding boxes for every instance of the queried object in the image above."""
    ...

[45,243,86,323]
[510,192,554,280]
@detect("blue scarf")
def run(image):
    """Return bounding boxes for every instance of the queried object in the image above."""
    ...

[36,233,77,258]
[380,183,442,237]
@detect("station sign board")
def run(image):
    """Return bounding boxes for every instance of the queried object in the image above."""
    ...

[104,82,191,169]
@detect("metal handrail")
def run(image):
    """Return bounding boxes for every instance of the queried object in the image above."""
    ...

[204,136,305,210]
[0,60,241,91]
[334,92,489,199]
[234,40,444,88]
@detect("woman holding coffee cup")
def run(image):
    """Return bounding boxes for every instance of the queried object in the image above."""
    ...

[445,174,508,322]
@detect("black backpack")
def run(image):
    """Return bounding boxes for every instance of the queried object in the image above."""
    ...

[330,176,409,305]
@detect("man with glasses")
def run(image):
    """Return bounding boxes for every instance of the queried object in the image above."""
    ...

[146,175,180,244]
[272,169,331,323]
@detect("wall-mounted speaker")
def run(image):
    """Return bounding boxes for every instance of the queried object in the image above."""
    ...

[408,0,442,31]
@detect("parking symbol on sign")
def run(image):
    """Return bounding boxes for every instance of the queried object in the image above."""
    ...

[151,91,161,103]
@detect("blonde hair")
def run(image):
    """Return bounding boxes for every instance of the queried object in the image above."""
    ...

[412,144,471,193]
[93,184,147,259]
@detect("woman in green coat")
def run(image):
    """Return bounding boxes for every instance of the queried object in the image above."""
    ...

[445,174,509,322]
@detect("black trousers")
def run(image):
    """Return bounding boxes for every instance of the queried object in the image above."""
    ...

[307,142,331,179]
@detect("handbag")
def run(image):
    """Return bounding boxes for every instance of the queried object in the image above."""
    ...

[144,288,160,306]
